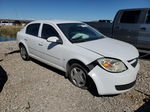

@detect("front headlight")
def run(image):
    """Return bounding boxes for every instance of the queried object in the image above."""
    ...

[97,58,127,73]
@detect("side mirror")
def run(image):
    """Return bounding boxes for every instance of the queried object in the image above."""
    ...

[47,36,63,44]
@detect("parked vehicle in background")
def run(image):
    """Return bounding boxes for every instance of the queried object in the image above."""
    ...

[86,8,150,54]
[17,20,139,95]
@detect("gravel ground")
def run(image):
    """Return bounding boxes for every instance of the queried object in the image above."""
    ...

[0,41,150,112]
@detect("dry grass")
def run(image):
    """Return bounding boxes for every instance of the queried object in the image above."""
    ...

[0,25,23,38]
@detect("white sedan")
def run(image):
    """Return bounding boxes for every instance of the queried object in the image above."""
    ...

[17,20,140,95]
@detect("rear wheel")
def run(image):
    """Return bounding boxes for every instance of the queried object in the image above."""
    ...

[20,45,29,60]
[69,63,89,89]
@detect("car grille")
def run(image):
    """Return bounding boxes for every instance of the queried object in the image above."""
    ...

[128,58,138,68]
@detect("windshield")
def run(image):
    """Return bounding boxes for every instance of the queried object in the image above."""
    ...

[57,23,104,43]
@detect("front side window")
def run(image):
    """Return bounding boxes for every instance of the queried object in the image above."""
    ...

[41,24,59,39]
[58,23,104,43]
[26,23,40,36]
[146,10,150,24]
[120,10,141,24]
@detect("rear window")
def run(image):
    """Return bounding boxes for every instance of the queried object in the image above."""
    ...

[120,10,141,23]
[26,23,40,36]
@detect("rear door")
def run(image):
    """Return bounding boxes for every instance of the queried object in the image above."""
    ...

[137,9,150,50]
[25,23,43,57]
[113,10,141,47]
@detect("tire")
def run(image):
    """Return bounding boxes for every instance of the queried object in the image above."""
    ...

[68,63,90,89]
[20,45,30,60]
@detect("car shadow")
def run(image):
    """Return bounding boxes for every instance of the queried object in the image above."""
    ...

[0,66,8,92]
[30,58,118,97]
[88,84,118,97]
[139,53,150,60]
[30,58,65,77]
[0,50,20,61]
[134,97,150,112]
[47,43,59,50]
[86,76,100,97]
[7,50,20,55]
[2,50,20,57]
[0,59,3,61]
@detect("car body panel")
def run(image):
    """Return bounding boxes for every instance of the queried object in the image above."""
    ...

[88,62,139,95]
[86,8,150,54]
[17,20,140,95]
[76,37,139,61]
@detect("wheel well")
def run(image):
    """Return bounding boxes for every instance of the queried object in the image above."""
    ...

[19,43,24,48]
[65,59,89,78]
[66,59,98,94]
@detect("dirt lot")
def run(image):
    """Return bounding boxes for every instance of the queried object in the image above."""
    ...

[0,41,150,112]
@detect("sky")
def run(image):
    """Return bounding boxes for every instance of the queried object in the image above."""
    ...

[0,0,149,21]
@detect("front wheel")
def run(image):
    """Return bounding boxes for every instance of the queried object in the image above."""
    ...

[69,63,89,89]
[20,45,30,60]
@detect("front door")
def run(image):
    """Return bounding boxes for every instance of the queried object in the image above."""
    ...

[137,9,150,50]
[113,10,141,47]
[39,23,64,70]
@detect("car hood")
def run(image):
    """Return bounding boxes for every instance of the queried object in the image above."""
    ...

[75,37,139,61]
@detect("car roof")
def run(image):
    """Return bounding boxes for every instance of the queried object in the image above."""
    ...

[29,20,82,24]
[119,8,150,11]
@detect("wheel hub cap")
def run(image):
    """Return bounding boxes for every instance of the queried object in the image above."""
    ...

[71,67,86,87]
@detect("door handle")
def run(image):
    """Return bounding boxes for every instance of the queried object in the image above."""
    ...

[140,27,146,31]
[24,39,28,41]
[38,43,43,46]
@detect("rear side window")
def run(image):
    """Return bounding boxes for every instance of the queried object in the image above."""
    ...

[120,10,141,23]
[26,23,40,36]
[41,24,59,39]
[146,10,150,24]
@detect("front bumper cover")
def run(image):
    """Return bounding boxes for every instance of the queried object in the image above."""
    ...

[87,60,140,95]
